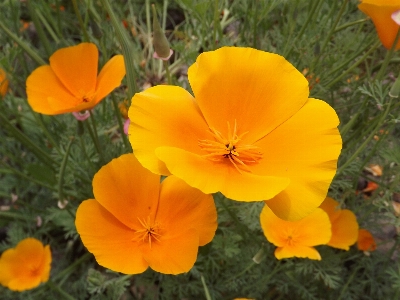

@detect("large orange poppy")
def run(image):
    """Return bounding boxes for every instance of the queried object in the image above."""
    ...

[128,47,342,221]
[75,153,217,275]
[26,43,125,114]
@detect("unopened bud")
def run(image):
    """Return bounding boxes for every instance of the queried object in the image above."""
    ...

[152,4,173,60]
[252,245,266,264]
[389,74,400,98]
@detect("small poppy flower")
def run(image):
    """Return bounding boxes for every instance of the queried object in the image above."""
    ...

[75,153,217,275]
[0,68,9,98]
[0,238,51,291]
[358,0,400,50]
[26,43,125,115]
[319,197,359,250]
[260,205,331,260]
[357,229,377,252]
[128,47,342,221]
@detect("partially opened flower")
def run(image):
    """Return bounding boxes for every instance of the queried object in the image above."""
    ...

[128,47,342,221]
[260,205,331,260]
[26,43,125,115]
[319,197,359,250]
[357,229,377,251]
[358,0,400,50]
[0,68,9,98]
[0,238,51,291]
[75,153,217,275]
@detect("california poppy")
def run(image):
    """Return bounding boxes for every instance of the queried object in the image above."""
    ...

[357,229,377,251]
[26,43,125,115]
[319,197,359,250]
[358,0,400,50]
[128,47,342,221]
[75,153,217,274]
[260,205,331,260]
[0,238,51,291]
[0,68,8,98]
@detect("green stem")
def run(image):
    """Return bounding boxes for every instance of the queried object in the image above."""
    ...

[326,40,381,89]
[87,112,104,163]
[55,253,92,282]
[36,8,60,43]
[31,112,62,156]
[111,95,130,149]
[27,0,52,56]
[72,0,90,42]
[376,27,400,81]
[334,18,368,33]
[201,275,213,300]
[100,0,138,98]
[213,0,219,49]
[46,280,76,300]
[163,60,172,84]
[284,0,321,58]
[0,20,46,66]
[0,112,56,169]
[58,137,74,203]
[338,266,363,300]
[337,98,393,175]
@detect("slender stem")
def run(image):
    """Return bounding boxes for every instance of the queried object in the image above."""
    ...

[27,0,52,56]
[334,18,368,33]
[201,275,213,300]
[58,137,74,203]
[213,0,219,49]
[87,112,104,163]
[337,98,392,175]
[111,95,130,149]
[163,60,172,84]
[46,281,76,300]
[0,112,56,169]
[101,0,138,98]
[376,27,400,81]
[0,20,46,66]
[72,0,90,42]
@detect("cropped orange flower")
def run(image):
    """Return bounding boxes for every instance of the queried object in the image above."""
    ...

[128,47,342,221]
[75,153,217,275]
[0,238,51,291]
[0,68,9,98]
[357,229,377,251]
[26,43,125,115]
[260,205,331,260]
[358,0,400,50]
[319,197,359,250]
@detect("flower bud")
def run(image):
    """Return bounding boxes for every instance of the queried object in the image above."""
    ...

[152,4,173,60]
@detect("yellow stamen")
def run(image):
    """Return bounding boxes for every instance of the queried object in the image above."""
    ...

[133,216,161,248]
[198,120,263,174]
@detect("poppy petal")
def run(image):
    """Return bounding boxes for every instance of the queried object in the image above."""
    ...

[296,208,332,246]
[157,176,217,246]
[128,85,210,175]
[155,146,290,201]
[140,228,199,274]
[75,199,148,274]
[50,43,98,98]
[254,98,341,220]
[94,54,125,104]
[92,154,160,229]
[275,245,322,260]
[359,1,400,50]
[187,47,309,143]
[328,210,359,250]
[26,65,81,114]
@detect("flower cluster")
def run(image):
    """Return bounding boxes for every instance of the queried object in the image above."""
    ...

[13,43,344,283]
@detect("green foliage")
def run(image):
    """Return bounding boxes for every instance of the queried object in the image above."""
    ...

[1,0,400,299]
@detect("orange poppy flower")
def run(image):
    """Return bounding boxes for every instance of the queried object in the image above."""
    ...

[128,47,342,221]
[260,205,331,260]
[0,68,9,98]
[357,229,377,251]
[26,43,125,115]
[358,0,400,50]
[75,153,217,275]
[319,197,359,250]
[0,238,51,291]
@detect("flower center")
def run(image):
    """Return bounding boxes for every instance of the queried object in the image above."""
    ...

[198,120,263,174]
[134,216,161,248]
